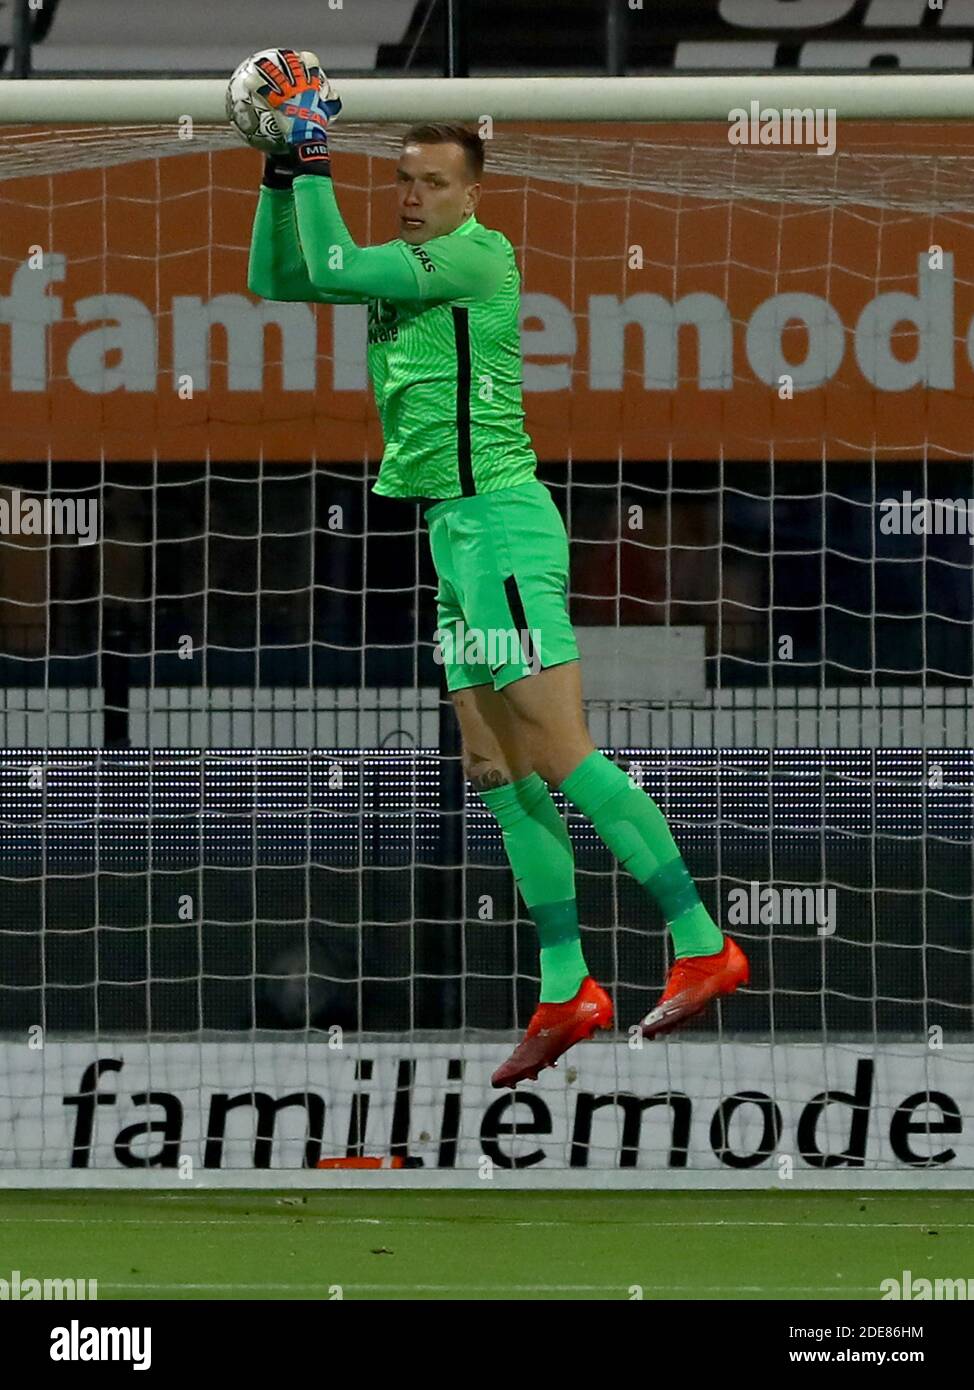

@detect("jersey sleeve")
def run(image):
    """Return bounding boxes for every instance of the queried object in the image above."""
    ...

[247,185,370,306]
[292,175,507,304]
[402,231,507,304]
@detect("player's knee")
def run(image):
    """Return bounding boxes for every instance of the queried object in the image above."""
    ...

[532,735,593,787]
[529,752,552,784]
[531,749,566,786]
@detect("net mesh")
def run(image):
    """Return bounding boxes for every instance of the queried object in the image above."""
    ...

[0,117,971,1178]
[4,120,974,211]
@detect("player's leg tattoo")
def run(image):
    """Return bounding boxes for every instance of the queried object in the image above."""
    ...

[465,756,512,792]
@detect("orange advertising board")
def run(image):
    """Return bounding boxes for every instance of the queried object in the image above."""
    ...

[1,121,973,463]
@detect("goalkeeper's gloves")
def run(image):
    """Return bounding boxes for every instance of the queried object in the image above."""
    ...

[254,48,341,177]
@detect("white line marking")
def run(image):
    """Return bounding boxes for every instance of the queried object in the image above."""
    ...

[8,1216,973,1229]
[94,1281,874,1295]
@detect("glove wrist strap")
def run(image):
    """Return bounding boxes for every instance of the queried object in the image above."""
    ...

[293,139,333,177]
[261,154,298,191]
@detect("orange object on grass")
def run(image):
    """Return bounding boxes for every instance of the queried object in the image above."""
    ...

[316,1156,405,1169]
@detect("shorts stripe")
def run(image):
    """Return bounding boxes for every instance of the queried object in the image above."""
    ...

[451,307,474,497]
[503,573,539,671]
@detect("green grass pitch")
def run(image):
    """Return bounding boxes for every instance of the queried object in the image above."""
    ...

[1,1190,970,1300]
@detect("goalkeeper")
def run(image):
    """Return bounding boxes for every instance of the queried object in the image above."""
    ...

[244,49,749,1087]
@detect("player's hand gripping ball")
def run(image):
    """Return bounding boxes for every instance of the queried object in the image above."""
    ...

[226,48,341,155]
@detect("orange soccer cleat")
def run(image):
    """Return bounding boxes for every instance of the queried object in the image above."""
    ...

[491,976,614,1089]
[638,936,749,1040]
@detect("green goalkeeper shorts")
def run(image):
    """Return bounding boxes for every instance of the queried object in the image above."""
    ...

[425,480,579,692]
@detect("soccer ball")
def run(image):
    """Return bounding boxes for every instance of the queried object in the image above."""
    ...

[225,49,292,154]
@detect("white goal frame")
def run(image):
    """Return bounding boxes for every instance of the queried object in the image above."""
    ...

[2,73,974,124]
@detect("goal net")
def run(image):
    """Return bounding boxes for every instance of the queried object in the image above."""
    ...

[1,84,972,1185]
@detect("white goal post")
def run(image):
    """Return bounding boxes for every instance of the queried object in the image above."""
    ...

[2,73,974,124]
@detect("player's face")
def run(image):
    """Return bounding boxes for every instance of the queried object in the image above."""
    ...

[395,142,480,244]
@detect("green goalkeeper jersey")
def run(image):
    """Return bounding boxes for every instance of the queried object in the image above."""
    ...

[248,176,538,499]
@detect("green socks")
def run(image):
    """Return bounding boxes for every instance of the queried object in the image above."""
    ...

[478,774,589,1003]
[478,753,721,1000]
[560,750,724,960]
